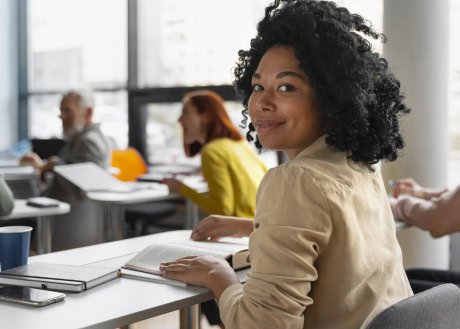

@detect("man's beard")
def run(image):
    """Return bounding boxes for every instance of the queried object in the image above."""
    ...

[63,124,85,141]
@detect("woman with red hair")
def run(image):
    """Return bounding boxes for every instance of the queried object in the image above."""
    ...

[162,89,267,219]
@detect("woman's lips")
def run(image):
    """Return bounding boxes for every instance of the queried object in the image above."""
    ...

[254,120,285,134]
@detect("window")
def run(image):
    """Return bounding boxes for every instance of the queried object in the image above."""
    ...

[136,0,277,168]
[137,0,268,87]
[29,0,127,91]
[335,0,384,53]
[29,91,128,149]
[27,0,128,148]
[144,100,278,168]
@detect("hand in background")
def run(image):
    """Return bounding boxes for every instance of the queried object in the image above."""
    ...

[161,178,183,193]
[159,255,239,301]
[191,215,254,241]
[20,152,44,169]
[40,156,59,181]
[392,177,427,199]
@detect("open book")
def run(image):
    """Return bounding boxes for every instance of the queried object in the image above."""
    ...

[123,237,250,279]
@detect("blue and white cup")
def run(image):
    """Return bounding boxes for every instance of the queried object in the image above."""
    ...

[0,226,33,271]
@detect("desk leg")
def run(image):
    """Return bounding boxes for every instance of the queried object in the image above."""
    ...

[96,204,105,244]
[185,200,199,230]
[100,203,125,242]
[36,215,52,254]
[111,203,125,241]
[180,304,201,329]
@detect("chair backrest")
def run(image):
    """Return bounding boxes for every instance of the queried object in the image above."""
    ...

[111,148,147,182]
[366,283,460,329]
[31,138,67,159]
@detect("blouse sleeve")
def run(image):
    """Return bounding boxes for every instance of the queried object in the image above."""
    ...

[218,164,333,329]
[179,146,234,216]
[390,186,460,238]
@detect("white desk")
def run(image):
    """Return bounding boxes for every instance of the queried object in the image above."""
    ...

[0,230,248,329]
[0,199,70,254]
[0,166,38,181]
[86,177,208,243]
[0,159,21,168]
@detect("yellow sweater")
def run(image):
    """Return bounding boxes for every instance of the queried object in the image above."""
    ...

[179,138,267,218]
[219,135,412,329]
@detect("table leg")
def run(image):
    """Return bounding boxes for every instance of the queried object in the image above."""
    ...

[112,203,125,241]
[180,304,201,329]
[36,215,52,254]
[96,204,105,244]
[99,203,126,242]
[185,200,199,230]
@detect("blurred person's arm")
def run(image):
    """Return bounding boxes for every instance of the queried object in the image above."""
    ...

[190,215,254,241]
[21,153,59,181]
[20,153,44,169]
[389,186,460,237]
[178,147,236,216]
[0,175,14,216]
[393,177,447,200]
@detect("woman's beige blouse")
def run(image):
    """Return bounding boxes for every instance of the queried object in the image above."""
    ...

[219,135,413,329]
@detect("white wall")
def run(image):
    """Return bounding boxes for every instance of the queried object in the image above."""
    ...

[382,0,450,269]
[0,0,18,149]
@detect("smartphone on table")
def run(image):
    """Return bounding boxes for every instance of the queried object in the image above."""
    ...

[26,197,60,208]
[0,286,66,307]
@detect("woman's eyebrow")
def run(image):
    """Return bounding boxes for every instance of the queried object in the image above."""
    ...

[252,71,306,81]
[276,71,306,80]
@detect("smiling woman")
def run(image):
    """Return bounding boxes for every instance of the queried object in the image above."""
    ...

[159,1,413,329]
[248,46,325,159]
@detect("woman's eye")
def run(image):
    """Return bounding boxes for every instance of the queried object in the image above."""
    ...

[252,84,263,92]
[278,84,296,92]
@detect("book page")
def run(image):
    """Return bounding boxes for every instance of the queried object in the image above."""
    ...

[172,238,248,255]
[125,242,231,274]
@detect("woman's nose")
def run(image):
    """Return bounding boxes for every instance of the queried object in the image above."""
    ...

[256,92,275,112]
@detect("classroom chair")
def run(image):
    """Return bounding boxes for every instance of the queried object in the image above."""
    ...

[366,283,460,329]
[110,148,182,236]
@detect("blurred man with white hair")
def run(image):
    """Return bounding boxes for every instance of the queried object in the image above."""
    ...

[19,90,111,251]
[21,90,111,175]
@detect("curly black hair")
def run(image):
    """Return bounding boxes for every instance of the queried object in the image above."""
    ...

[234,0,410,166]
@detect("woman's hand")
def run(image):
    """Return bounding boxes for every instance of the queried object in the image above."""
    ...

[393,178,427,199]
[191,215,254,241]
[161,178,183,193]
[160,255,239,301]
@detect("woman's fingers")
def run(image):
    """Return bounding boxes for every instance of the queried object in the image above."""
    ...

[191,218,218,240]
[394,181,414,198]
[159,263,188,272]
[160,256,198,268]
